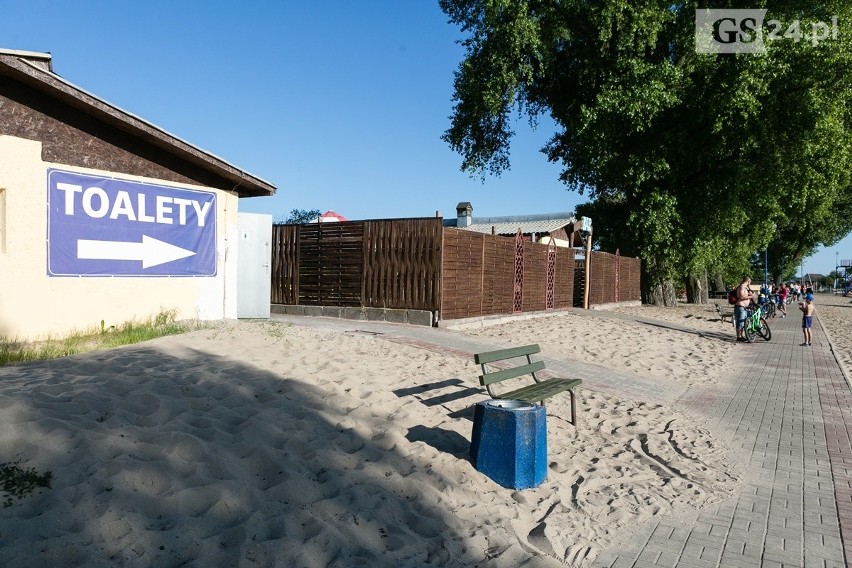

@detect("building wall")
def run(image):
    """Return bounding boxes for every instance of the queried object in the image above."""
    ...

[0,134,240,340]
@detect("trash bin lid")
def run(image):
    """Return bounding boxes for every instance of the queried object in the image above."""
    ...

[484,400,535,410]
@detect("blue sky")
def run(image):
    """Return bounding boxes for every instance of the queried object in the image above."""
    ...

[2,0,847,277]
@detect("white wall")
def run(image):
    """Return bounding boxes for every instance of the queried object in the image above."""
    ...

[0,134,240,340]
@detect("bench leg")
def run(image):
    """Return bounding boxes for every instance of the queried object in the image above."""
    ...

[570,390,577,426]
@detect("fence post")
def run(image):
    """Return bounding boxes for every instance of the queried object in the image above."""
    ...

[583,232,592,309]
[513,229,524,313]
[546,240,556,310]
[615,248,620,303]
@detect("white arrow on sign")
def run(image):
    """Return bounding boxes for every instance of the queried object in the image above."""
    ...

[77,235,196,269]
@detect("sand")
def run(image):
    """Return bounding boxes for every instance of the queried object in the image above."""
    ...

[0,301,794,567]
[466,303,737,386]
[810,292,852,377]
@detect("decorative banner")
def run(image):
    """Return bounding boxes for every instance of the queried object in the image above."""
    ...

[47,169,217,276]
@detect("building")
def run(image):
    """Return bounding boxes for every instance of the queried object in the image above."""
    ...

[443,202,588,248]
[0,48,276,340]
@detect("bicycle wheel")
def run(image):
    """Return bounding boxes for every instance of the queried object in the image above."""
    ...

[758,318,772,341]
[744,319,756,342]
[767,303,776,318]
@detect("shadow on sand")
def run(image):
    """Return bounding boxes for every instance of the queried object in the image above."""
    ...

[0,342,485,567]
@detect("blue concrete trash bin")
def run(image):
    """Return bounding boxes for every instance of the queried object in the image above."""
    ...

[469,400,547,489]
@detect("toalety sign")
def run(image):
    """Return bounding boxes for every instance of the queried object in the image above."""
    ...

[695,9,839,54]
[47,169,217,276]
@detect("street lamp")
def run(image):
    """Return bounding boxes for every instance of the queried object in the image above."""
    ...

[835,251,839,291]
[764,249,768,288]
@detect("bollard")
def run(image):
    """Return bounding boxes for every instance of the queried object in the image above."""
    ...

[469,400,547,489]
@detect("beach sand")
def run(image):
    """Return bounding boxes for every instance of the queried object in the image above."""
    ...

[3,295,847,567]
[812,292,852,376]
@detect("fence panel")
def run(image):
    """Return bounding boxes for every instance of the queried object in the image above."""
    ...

[586,251,641,306]
[554,252,575,309]
[442,230,580,319]
[441,229,484,320]
[298,222,364,306]
[271,224,298,305]
[588,252,614,305]
[481,236,515,316]
[522,244,548,312]
[363,219,442,310]
[620,256,642,301]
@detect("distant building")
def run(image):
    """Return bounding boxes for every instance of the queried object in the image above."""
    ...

[799,274,824,288]
[309,210,348,223]
[443,202,587,248]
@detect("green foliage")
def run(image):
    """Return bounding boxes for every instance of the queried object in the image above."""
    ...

[442,0,852,303]
[0,309,194,366]
[278,208,322,225]
[0,462,52,507]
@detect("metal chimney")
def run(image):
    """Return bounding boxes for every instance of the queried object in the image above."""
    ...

[456,202,473,228]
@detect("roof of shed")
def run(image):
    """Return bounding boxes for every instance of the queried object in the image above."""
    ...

[444,212,576,235]
[0,48,276,197]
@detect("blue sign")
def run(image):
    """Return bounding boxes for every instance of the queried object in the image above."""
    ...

[47,169,217,277]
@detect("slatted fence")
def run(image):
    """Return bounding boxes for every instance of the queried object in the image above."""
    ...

[271,218,441,310]
[441,229,576,320]
[587,251,641,305]
[271,219,640,321]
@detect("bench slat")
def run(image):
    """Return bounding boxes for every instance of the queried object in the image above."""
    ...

[479,361,546,386]
[498,378,583,402]
[474,344,541,364]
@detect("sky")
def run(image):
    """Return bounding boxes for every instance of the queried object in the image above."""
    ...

[2,0,848,277]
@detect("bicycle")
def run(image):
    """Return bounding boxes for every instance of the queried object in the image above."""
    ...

[760,298,776,319]
[744,304,772,342]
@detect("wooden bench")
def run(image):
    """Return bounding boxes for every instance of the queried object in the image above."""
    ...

[715,303,733,323]
[474,344,582,426]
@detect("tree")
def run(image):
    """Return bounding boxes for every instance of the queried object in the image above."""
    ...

[278,208,322,225]
[441,0,852,305]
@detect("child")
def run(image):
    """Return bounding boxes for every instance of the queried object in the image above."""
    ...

[799,295,815,346]
[777,282,789,317]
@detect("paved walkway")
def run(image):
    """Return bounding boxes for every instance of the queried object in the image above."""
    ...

[270,309,851,567]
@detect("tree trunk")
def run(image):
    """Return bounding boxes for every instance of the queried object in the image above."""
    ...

[771,270,783,285]
[644,280,677,305]
[641,262,677,306]
[685,271,710,304]
[713,272,726,293]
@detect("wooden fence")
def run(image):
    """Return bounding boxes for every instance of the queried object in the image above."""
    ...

[271,219,641,321]
[441,229,575,320]
[587,251,642,305]
[271,218,442,310]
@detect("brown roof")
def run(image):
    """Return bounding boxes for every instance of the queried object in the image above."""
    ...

[0,49,276,197]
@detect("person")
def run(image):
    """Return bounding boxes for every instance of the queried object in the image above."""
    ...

[799,294,815,346]
[734,276,755,342]
[777,282,788,317]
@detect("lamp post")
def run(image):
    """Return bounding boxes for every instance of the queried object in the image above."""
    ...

[835,251,839,291]
[765,249,768,288]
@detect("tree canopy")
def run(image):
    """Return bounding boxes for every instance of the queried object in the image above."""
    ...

[278,208,322,225]
[441,0,852,303]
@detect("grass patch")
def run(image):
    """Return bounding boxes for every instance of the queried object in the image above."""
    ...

[0,462,52,507]
[0,308,200,367]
